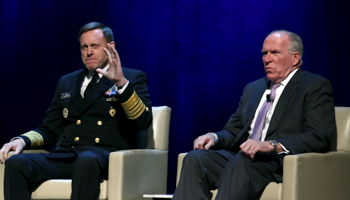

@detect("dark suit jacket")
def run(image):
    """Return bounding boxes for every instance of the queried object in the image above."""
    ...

[19,67,152,156]
[215,68,336,155]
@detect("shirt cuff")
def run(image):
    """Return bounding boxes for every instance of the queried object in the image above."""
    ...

[116,81,130,94]
[278,142,290,154]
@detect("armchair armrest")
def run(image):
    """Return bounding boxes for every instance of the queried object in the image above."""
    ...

[108,149,168,200]
[282,152,350,200]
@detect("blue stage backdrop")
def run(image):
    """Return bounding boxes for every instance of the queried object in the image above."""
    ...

[1,0,350,194]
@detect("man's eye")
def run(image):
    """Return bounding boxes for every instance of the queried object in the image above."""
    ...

[92,44,99,49]
[81,46,87,50]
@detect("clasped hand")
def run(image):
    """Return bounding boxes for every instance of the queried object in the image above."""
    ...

[240,139,274,160]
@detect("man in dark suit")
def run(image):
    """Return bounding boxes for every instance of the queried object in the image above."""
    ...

[173,30,336,200]
[0,22,152,200]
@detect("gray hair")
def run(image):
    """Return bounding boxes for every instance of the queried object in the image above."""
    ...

[269,30,303,66]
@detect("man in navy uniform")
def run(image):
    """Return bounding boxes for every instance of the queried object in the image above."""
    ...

[0,22,152,200]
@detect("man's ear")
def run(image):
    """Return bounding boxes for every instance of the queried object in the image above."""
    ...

[292,52,300,66]
[109,41,116,49]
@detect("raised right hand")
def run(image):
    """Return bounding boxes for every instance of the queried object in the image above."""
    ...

[0,139,24,164]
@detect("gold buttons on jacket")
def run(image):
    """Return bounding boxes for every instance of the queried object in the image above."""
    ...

[95,138,100,143]
[97,121,102,125]
[74,137,79,141]
[76,120,81,125]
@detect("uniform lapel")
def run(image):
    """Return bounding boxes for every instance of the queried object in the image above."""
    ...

[266,69,303,137]
[70,70,85,112]
[81,76,114,112]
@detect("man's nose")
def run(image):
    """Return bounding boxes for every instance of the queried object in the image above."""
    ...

[87,47,93,56]
[264,52,272,62]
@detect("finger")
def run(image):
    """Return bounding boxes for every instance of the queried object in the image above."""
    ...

[96,68,108,77]
[14,146,23,155]
[106,44,115,60]
[193,139,198,150]
[197,138,205,149]
[204,141,213,150]
[109,45,121,66]
[103,47,113,61]
[0,150,4,164]
[0,146,9,163]
[249,151,256,160]
[111,46,120,62]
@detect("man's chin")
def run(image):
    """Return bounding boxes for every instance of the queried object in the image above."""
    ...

[266,74,278,82]
[84,64,98,72]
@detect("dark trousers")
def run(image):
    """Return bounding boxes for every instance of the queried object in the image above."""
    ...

[172,149,284,200]
[4,150,109,200]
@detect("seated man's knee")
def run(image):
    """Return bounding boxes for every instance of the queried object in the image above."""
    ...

[74,151,100,166]
[183,149,211,167]
[4,154,35,177]
[5,154,29,168]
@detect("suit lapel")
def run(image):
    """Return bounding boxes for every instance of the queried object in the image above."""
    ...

[266,69,303,137]
[81,76,114,111]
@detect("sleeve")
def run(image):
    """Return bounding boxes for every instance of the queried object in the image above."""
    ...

[118,70,152,131]
[18,77,65,150]
[212,83,251,150]
[276,78,336,154]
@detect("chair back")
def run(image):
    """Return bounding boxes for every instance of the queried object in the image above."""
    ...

[333,107,350,152]
[146,106,171,151]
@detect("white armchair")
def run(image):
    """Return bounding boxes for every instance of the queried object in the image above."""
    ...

[0,106,171,200]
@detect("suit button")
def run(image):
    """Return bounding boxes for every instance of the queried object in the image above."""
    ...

[97,121,102,125]
[76,120,81,125]
[95,138,100,143]
[74,137,79,141]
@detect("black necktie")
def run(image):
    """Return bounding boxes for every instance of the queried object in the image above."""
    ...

[84,74,99,102]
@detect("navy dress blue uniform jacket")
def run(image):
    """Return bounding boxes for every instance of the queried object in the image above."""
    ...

[18,67,152,157]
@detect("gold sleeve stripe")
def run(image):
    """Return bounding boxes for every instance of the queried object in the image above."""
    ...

[121,91,147,120]
[21,131,44,148]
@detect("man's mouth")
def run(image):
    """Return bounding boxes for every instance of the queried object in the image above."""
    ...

[86,59,97,63]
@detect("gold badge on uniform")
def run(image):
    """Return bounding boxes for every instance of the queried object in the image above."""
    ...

[63,108,69,118]
[109,107,116,117]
